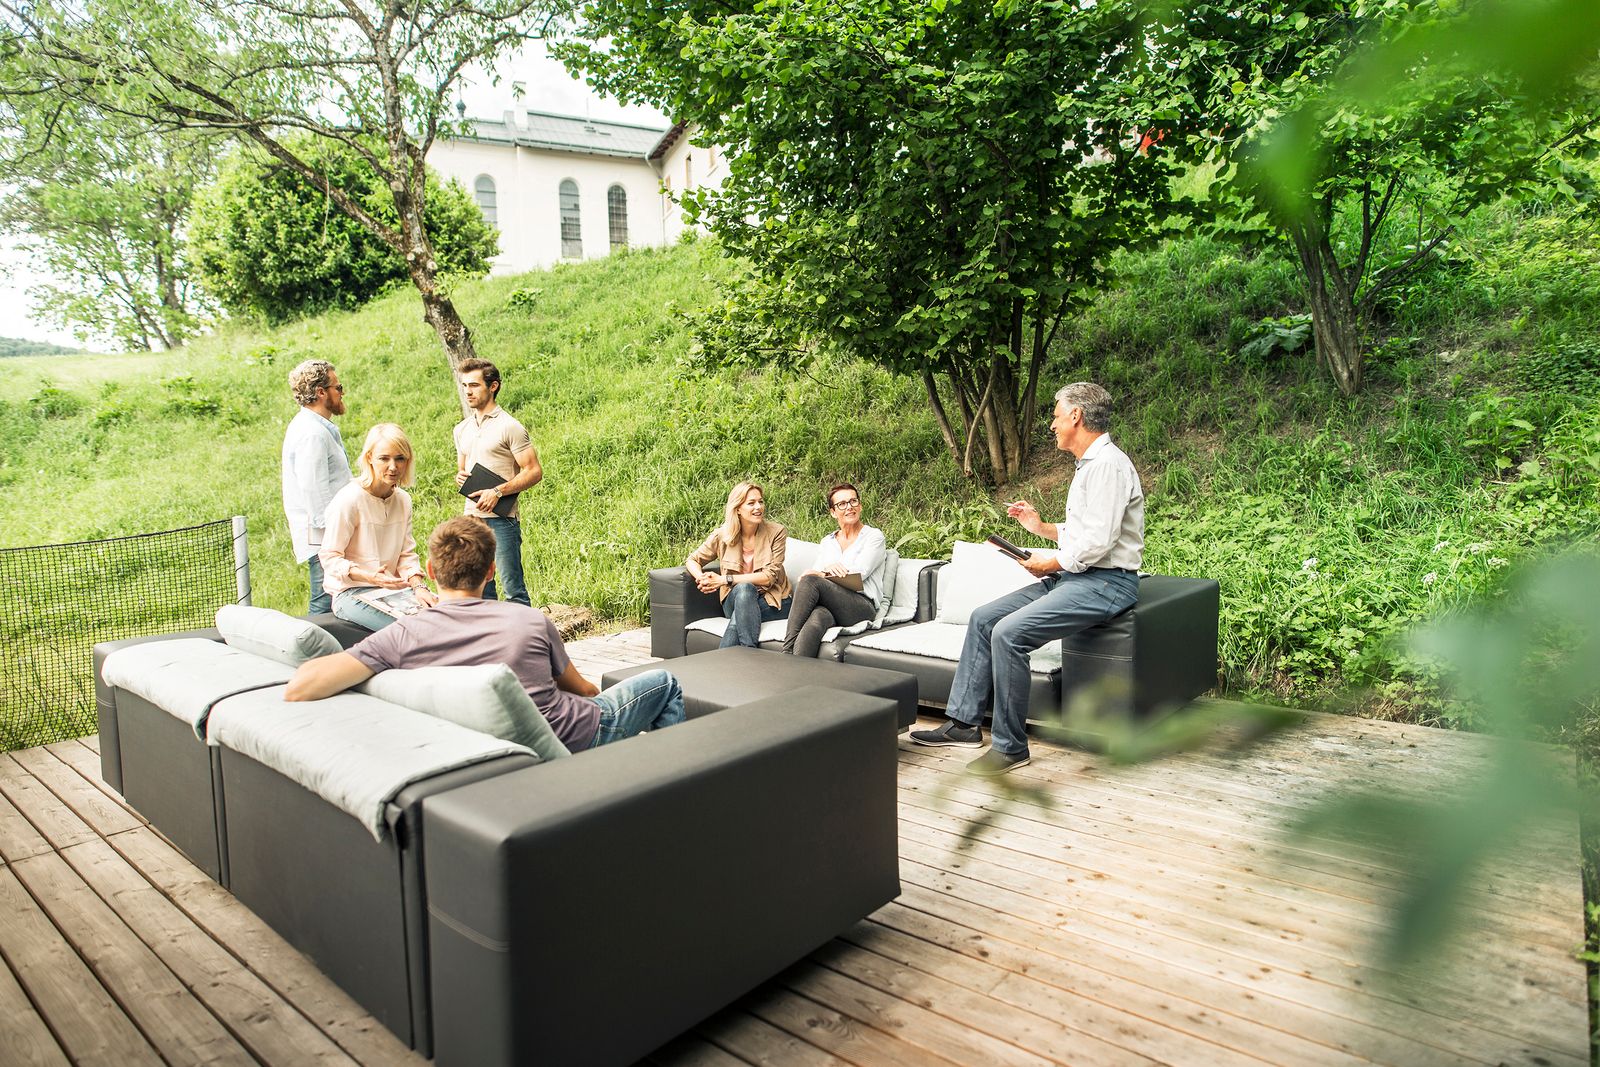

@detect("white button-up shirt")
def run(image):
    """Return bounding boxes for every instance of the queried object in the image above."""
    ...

[281,408,352,563]
[1056,434,1144,573]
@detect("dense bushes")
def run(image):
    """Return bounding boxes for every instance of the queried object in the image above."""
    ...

[190,137,497,323]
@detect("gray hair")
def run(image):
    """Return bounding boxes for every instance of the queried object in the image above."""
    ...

[288,359,336,407]
[1054,382,1113,432]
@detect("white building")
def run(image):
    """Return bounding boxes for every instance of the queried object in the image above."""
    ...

[426,111,726,274]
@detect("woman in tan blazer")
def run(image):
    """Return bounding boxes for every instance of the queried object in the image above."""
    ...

[685,481,793,648]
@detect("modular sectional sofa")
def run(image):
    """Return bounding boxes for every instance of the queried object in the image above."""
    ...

[93,607,901,1067]
[651,539,1220,722]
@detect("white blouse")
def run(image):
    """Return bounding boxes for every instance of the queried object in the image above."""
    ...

[815,524,889,608]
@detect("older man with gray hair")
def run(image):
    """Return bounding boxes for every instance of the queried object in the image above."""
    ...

[910,382,1145,776]
[281,359,352,614]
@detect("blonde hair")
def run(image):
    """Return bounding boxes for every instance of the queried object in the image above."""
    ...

[356,423,415,489]
[719,480,764,545]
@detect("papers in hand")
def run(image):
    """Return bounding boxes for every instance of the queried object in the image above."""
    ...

[352,587,424,619]
[458,463,517,518]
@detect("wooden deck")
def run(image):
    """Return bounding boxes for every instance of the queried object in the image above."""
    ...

[0,627,1586,1066]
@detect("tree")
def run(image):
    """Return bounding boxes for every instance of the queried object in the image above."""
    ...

[563,0,1191,482]
[1157,0,1600,395]
[1,0,550,372]
[0,118,216,351]
[190,138,495,323]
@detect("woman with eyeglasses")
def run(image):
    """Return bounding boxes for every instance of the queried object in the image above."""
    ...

[781,482,887,658]
[685,480,793,648]
[319,422,438,631]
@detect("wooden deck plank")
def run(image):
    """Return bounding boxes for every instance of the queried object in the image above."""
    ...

[0,788,55,864]
[60,835,358,1067]
[695,1008,856,1066]
[106,826,425,1067]
[0,866,162,1067]
[893,771,1579,969]
[12,746,142,839]
[741,982,965,1066]
[896,756,1574,938]
[43,740,148,827]
[0,950,69,1067]
[0,754,97,853]
[9,850,257,1067]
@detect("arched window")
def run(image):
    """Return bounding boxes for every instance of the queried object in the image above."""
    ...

[559,179,582,259]
[473,176,497,227]
[607,185,628,250]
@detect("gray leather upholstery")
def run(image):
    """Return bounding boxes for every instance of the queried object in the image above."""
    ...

[422,688,900,1067]
[602,645,920,727]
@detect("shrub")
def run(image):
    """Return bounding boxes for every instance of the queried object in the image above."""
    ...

[190,136,497,323]
[29,383,82,419]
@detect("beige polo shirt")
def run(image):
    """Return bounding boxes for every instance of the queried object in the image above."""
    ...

[454,407,534,520]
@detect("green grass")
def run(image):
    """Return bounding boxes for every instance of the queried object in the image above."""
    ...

[2,196,1598,745]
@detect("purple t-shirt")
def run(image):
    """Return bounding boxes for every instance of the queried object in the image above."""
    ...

[346,599,601,749]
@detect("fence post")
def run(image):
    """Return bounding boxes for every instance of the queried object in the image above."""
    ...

[232,515,252,606]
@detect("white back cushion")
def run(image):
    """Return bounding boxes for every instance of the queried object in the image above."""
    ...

[359,664,570,762]
[783,538,818,585]
[934,541,1038,625]
[217,605,341,666]
[871,549,900,626]
[886,557,940,625]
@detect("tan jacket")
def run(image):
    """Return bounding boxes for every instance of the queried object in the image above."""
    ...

[688,521,792,609]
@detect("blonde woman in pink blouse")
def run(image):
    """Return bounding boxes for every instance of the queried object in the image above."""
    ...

[319,423,438,630]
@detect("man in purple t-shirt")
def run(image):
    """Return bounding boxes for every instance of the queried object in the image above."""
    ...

[285,516,684,750]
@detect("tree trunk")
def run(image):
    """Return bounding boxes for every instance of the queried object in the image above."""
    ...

[1288,215,1364,396]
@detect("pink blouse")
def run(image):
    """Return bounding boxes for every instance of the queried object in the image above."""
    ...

[318,481,423,595]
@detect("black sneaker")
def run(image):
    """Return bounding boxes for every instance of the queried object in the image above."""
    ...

[966,748,1031,777]
[909,719,984,748]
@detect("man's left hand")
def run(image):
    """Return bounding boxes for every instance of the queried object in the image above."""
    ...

[412,587,439,608]
[1020,553,1061,577]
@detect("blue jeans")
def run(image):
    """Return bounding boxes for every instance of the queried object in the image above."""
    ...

[588,670,686,747]
[331,587,397,632]
[308,556,331,616]
[946,568,1140,757]
[482,516,529,606]
[719,582,791,648]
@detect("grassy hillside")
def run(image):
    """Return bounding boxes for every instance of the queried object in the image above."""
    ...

[3,200,1598,732]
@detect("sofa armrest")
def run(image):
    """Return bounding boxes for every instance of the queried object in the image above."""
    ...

[421,687,901,1067]
[914,560,946,623]
[94,627,223,794]
[648,565,721,659]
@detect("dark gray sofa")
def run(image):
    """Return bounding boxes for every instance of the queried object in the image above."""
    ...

[93,619,901,1066]
[652,559,1220,722]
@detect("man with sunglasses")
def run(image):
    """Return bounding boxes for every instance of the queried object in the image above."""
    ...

[282,359,352,615]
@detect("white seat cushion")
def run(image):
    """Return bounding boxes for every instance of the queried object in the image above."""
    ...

[848,621,1062,674]
[101,638,294,739]
[207,687,531,841]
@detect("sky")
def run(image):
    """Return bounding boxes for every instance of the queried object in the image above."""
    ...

[0,42,668,351]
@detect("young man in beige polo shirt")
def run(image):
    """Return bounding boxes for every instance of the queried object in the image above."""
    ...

[453,358,542,605]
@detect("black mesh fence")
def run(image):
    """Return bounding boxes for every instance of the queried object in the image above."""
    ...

[0,518,247,751]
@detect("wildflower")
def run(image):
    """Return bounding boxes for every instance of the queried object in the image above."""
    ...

[1432,541,1450,553]
[1422,571,1438,585]
[1467,542,1489,554]
[1488,557,1508,569]
[1301,557,1318,572]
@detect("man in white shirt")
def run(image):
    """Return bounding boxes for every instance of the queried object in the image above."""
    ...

[453,358,543,606]
[910,382,1145,776]
[281,360,352,614]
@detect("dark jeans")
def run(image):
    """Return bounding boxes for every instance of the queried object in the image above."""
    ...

[947,568,1140,757]
[482,515,529,606]
[782,574,876,658]
[720,582,791,648]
